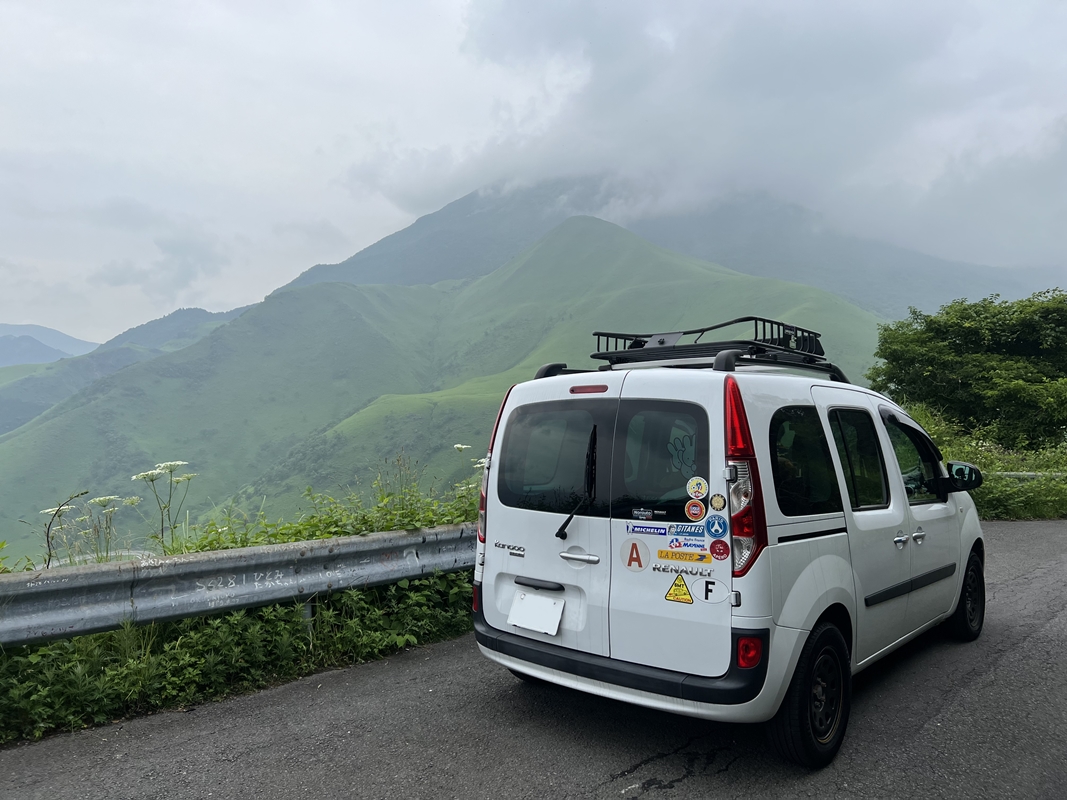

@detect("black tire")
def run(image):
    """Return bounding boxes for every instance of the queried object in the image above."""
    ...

[948,551,985,642]
[768,622,852,769]
[508,668,546,685]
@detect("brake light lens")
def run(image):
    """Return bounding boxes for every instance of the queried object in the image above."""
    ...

[472,582,480,613]
[725,375,767,577]
[737,636,763,668]
[479,385,515,544]
[569,384,609,394]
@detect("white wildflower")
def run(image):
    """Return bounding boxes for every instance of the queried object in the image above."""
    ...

[172,473,198,485]
[40,506,72,515]
[453,444,472,452]
[123,496,142,506]
[88,495,121,508]
[132,469,165,482]
[155,461,189,473]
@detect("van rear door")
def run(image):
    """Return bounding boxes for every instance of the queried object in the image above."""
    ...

[482,375,623,656]
[609,370,734,677]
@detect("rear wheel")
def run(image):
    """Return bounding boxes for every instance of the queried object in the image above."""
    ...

[948,551,985,642]
[768,622,851,768]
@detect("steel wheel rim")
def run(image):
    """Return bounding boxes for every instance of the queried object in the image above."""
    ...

[964,566,982,630]
[810,647,843,744]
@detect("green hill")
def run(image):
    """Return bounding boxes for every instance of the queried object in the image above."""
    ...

[0,307,249,436]
[0,217,881,559]
[280,179,1052,320]
[0,324,98,356]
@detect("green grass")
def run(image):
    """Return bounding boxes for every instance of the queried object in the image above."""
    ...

[0,573,473,743]
[0,216,883,559]
[0,363,45,387]
[906,403,1067,519]
[0,460,478,743]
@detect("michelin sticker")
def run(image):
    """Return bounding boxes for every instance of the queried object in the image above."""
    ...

[686,476,708,500]
[705,514,729,538]
[620,538,650,572]
[626,523,667,535]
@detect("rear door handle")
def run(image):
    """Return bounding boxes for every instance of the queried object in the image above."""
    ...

[515,576,565,592]
[559,552,600,564]
[912,529,926,544]
[893,533,910,549]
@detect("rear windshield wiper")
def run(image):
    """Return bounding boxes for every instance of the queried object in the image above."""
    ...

[556,425,597,540]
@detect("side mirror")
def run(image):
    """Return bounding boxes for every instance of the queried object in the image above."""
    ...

[945,461,983,492]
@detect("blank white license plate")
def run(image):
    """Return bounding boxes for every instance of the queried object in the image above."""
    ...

[507,590,565,636]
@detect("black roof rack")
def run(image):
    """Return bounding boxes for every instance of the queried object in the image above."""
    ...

[590,316,850,383]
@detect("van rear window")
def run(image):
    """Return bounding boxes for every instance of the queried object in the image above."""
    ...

[611,400,710,523]
[496,400,613,516]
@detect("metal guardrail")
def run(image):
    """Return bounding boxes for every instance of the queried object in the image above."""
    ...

[0,524,475,648]
[989,472,1066,480]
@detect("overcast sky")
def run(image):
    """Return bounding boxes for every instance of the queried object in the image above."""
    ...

[1,1,1064,341]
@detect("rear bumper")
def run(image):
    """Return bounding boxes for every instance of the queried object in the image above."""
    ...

[474,605,770,707]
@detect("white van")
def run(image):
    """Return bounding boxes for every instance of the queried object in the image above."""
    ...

[473,317,986,768]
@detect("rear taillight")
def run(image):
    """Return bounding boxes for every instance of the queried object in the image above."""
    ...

[725,375,767,577]
[472,582,480,613]
[737,636,763,668]
[478,385,515,544]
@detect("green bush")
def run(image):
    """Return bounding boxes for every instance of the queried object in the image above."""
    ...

[905,403,1067,520]
[0,571,472,744]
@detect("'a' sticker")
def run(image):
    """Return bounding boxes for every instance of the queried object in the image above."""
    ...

[664,574,694,604]
[620,538,650,572]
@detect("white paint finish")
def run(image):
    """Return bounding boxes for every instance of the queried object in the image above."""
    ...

[608,369,733,677]
[811,385,912,662]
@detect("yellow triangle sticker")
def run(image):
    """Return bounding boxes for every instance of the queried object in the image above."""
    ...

[664,574,694,604]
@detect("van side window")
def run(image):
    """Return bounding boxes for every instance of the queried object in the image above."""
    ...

[769,406,843,517]
[612,400,709,523]
[496,400,613,517]
[884,418,942,505]
[828,409,889,509]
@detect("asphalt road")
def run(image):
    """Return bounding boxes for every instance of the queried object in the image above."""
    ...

[2,521,1065,799]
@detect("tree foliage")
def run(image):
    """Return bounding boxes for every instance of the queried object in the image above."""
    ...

[867,290,1067,449]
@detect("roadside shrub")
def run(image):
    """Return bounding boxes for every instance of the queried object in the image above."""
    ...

[0,571,472,744]
[906,403,1067,520]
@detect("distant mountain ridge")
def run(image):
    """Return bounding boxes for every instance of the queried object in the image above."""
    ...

[0,217,882,559]
[282,180,1055,320]
[0,324,98,357]
[0,335,72,368]
[0,306,249,437]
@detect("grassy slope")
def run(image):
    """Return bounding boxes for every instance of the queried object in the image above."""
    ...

[0,285,446,558]
[0,217,880,557]
[244,217,881,519]
[0,307,252,436]
[0,363,45,387]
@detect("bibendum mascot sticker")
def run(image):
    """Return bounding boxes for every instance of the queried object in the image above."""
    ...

[686,476,708,500]
[620,538,650,572]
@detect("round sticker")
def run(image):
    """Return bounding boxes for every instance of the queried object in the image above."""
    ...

[685,499,706,521]
[620,537,650,572]
[709,493,726,512]
[710,539,731,561]
[686,477,708,500]
[705,514,729,539]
